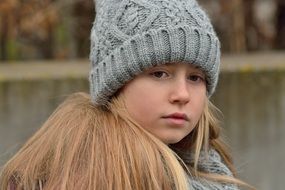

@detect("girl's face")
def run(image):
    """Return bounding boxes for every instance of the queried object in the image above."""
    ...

[121,63,207,144]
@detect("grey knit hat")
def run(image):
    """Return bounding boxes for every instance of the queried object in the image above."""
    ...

[89,0,221,105]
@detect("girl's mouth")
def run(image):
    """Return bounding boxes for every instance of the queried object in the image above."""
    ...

[162,113,189,121]
[162,113,189,125]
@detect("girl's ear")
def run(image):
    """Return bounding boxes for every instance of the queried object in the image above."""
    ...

[206,90,209,97]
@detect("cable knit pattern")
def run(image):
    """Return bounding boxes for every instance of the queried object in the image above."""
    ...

[90,0,221,105]
[190,149,239,190]
[175,148,239,190]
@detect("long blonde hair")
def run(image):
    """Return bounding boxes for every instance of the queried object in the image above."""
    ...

[0,92,254,189]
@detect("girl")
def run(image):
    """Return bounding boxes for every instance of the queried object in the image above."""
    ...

[0,0,254,189]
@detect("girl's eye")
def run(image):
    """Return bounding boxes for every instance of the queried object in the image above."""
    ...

[188,75,205,83]
[150,71,169,78]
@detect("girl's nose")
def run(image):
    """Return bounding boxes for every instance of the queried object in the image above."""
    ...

[169,79,190,105]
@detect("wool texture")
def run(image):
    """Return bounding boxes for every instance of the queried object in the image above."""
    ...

[184,149,239,190]
[89,0,221,105]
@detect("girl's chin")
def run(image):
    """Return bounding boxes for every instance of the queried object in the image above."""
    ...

[160,136,185,145]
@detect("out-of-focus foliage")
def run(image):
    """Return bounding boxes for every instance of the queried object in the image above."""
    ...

[0,0,284,62]
[200,0,285,52]
[0,0,94,61]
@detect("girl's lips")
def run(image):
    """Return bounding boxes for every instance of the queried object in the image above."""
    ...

[162,113,189,125]
[163,117,187,125]
[162,113,189,121]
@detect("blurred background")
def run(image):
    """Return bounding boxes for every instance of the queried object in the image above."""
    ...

[0,0,284,60]
[0,0,285,189]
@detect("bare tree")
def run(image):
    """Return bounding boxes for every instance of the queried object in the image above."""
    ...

[0,0,18,61]
[275,0,285,49]
[72,0,94,58]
